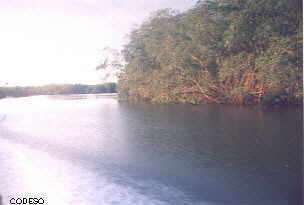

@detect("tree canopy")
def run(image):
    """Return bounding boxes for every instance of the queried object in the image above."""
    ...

[118,0,303,105]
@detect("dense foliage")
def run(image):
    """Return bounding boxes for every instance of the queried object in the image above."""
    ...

[0,83,117,99]
[119,0,303,105]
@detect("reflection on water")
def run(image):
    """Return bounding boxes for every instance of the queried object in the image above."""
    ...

[0,139,192,205]
[0,95,302,205]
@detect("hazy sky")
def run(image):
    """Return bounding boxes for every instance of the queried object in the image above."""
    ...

[0,0,194,86]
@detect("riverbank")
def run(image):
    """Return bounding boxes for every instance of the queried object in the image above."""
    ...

[0,83,117,99]
[1,92,301,107]
[0,93,118,101]
[118,92,303,106]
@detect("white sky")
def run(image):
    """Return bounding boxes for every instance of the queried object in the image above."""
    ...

[0,0,193,86]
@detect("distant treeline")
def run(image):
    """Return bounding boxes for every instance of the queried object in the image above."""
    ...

[119,0,303,105]
[0,83,117,99]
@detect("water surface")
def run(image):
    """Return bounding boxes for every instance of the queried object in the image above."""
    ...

[0,95,302,205]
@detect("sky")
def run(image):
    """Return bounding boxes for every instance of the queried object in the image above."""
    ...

[0,0,194,86]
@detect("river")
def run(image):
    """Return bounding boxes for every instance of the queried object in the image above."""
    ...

[0,95,302,205]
